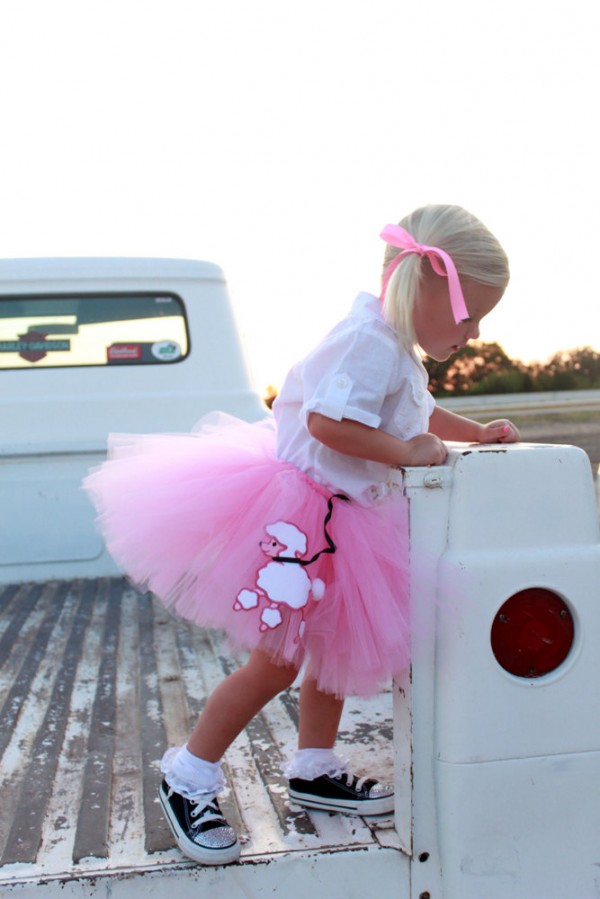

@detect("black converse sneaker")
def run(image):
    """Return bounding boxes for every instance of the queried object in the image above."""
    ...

[159,779,241,865]
[288,772,394,816]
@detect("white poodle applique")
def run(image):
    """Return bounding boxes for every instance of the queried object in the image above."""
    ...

[234,521,325,639]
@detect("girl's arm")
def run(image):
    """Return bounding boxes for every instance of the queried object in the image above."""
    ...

[429,405,520,443]
[308,413,448,466]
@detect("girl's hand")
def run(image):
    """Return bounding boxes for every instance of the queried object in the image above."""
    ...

[403,433,449,466]
[479,419,520,444]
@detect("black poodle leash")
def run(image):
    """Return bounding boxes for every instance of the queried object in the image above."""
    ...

[276,493,350,567]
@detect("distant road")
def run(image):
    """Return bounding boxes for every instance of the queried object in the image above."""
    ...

[438,388,600,416]
[438,389,600,472]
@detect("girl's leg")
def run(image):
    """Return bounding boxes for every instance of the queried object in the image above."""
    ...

[297,676,344,749]
[160,649,298,866]
[187,648,298,761]
[289,675,394,816]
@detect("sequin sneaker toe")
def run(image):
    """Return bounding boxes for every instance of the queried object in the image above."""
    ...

[288,772,394,816]
[159,779,241,865]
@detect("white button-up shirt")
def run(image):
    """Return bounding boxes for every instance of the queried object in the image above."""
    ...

[273,292,435,504]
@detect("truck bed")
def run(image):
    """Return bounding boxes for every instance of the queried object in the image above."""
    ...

[0,578,401,896]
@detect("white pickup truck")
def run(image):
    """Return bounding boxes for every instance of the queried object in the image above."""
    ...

[0,258,265,583]
[1,260,600,899]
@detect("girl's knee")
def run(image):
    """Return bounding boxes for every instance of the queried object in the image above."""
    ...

[245,649,298,693]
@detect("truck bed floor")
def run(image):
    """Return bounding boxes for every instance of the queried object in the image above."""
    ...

[0,579,398,891]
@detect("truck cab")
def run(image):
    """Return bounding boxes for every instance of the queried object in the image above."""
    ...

[0,258,265,584]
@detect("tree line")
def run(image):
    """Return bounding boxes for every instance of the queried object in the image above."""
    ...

[263,344,600,407]
[425,344,600,398]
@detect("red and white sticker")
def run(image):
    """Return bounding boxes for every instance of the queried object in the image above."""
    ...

[107,344,142,361]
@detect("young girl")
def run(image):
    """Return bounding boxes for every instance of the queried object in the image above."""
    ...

[84,204,519,866]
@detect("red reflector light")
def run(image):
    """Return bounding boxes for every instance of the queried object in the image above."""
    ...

[491,588,574,678]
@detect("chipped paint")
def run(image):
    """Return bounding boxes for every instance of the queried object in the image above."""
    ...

[0,579,402,894]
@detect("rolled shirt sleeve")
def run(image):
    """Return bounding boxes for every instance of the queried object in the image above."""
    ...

[273,292,435,503]
[300,327,399,429]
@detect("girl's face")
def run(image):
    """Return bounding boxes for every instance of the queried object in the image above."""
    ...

[413,272,504,362]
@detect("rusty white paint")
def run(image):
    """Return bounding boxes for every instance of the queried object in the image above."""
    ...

[35,596,110,872]
[0,586,401,895]
[1,593,82,782]
[108,589,147,863]
[0,593,48,685]
[2,846,409,899]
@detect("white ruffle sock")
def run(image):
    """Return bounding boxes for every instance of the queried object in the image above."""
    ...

[283,748,349,781]
[161,745,225,802]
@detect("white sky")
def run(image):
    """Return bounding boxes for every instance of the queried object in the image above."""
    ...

[1,0,598,391]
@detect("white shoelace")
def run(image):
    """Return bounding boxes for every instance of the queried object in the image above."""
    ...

[190,799,225,829]
[333,772,369,791]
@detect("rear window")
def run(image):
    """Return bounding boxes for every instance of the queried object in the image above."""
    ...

[0,293,190,369]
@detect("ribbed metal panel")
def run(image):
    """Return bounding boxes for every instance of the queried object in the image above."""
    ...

[0,578,396,888]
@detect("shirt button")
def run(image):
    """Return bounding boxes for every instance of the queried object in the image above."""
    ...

[335,375,349,388]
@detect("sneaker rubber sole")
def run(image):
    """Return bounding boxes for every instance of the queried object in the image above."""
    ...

[288,778,394,816]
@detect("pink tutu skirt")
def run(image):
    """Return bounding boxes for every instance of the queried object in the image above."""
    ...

[83,414,410,697]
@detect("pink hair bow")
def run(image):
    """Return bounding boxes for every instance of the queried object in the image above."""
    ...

[380,224,469,324]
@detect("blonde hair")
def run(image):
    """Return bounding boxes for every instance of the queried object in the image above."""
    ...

[382,204,509,350]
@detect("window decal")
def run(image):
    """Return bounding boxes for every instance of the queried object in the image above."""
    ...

[0,293,189,369]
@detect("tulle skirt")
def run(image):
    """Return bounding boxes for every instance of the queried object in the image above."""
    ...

[83,414,410,697]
